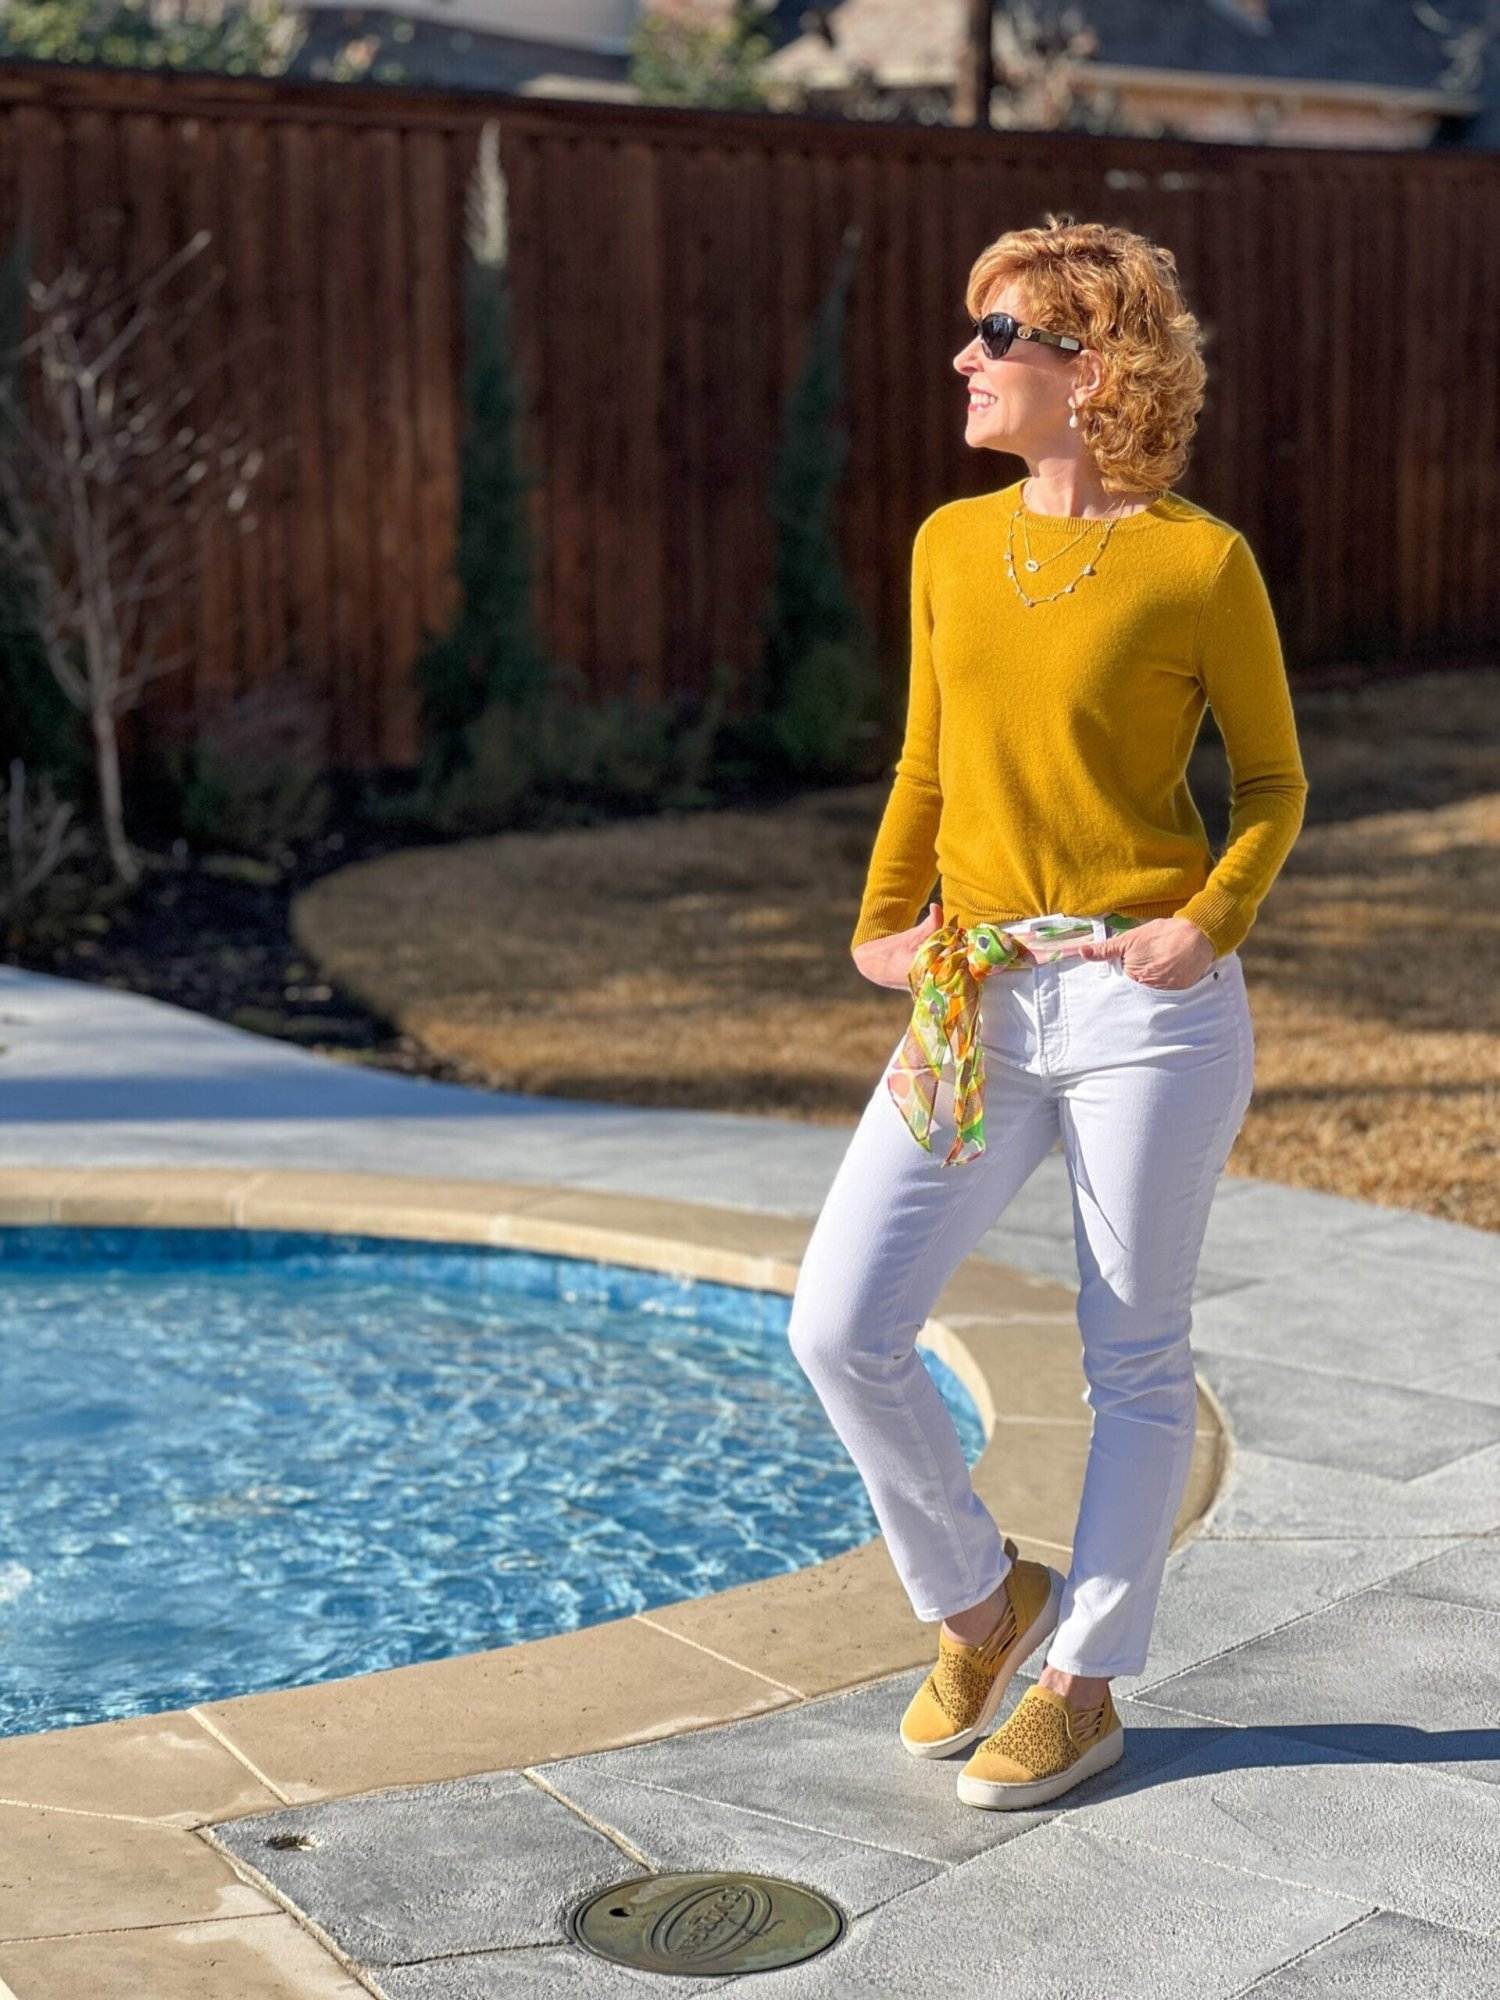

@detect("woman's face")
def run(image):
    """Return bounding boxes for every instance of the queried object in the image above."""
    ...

[953,281,1082,456]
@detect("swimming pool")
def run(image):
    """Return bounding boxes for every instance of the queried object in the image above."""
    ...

[0,1225,984,1739]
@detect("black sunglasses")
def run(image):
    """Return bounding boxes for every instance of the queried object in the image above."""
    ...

[971,311,1083,361]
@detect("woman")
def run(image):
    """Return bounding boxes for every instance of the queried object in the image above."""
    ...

[786,215,1308,1812]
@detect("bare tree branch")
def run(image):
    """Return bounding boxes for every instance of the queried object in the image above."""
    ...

[0,230,285,885]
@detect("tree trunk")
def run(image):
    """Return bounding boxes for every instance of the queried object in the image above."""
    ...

[954,0,994,128]
[92,699,138,886]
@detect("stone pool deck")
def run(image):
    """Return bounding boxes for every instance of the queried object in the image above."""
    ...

[0,961,1497,1999]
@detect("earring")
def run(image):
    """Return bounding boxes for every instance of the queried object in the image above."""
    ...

[1068,402,1080,429]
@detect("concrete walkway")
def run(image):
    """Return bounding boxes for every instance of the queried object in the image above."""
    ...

[2,963,1498,1998]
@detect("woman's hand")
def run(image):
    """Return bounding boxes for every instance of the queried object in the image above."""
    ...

[851,901,945,991]
[1080,916,1216,988]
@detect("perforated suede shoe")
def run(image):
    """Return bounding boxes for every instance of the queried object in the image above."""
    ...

[956,1680,1125,1809]
[898,1536,1065,1759]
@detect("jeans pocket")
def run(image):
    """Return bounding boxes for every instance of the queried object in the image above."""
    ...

[1117,956,1226,996]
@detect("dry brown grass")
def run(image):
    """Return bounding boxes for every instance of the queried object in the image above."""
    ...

[294,668,1500,1232]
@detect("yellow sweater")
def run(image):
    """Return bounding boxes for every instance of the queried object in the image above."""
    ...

[851,478,1309,958]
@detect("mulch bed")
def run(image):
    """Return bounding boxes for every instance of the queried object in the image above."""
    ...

[7,816,491,1087]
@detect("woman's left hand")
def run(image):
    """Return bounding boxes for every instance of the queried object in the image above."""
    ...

[1079,917,1217,988]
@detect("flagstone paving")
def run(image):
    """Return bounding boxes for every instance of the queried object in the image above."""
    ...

[1,965,1495,1998]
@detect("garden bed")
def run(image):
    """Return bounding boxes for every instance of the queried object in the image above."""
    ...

[8,664,1500,1230]
[6,819,490,1087]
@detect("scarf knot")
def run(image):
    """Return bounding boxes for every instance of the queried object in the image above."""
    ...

[885,913,1146,1165]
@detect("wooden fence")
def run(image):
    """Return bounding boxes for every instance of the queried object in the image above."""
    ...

[0,59,1497,774]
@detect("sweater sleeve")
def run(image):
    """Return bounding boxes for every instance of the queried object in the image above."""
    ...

[850,520,943,951]
[1172,532,1309,956]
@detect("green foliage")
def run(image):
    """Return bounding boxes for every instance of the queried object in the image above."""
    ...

[629,3,774,109]
[156,736,332,860]
[0,756,95,950]
[0,577,85,791]
[141,674,333,862]
[758,221,879,782]
[763,633,871,774]
[0,0,305,74]
[368,659,732,840]
[413,136,549,792]
[0,224,89,796]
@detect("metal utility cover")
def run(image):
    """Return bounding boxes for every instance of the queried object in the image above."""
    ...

[570,1869,847,1976]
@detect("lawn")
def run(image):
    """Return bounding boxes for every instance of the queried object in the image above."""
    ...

[292,667,1500,1232]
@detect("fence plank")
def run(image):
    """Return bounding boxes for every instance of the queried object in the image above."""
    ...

[0,62,1494,778]
[278,118,335,751]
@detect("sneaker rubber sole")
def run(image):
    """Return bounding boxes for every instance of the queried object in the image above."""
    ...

[955,1720,1125,1808]
[899,1564,1065,1761]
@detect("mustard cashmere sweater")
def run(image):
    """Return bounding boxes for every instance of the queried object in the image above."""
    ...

[850,478,1309,958]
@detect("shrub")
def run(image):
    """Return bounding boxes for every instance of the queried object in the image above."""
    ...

[0,755,94,948]
[150,672,333,863]
[367,658,732,839]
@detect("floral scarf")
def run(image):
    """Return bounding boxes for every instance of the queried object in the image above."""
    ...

[887,912,1149,1165]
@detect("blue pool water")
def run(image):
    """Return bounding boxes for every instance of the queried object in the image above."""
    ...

[0,1225,985,1738]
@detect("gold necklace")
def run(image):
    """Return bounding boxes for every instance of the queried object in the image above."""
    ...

[1004,480,1163,607]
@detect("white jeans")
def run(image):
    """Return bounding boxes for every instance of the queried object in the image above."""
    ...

[787,913,1255,1677]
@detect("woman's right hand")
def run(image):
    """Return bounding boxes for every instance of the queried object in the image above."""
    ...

[851,901,946,990]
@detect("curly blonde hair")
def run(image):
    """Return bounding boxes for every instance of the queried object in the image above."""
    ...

[964,212,1209,495]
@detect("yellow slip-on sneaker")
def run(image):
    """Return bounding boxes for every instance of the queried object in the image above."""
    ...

[956,1680,1125,1809]
[898,1535,1065,1759]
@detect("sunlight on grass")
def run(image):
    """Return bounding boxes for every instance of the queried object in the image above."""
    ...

[293,672,1500,1230]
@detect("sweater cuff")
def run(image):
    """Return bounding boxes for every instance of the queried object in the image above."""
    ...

[1170,884,1246,956]
[850,907,910,951]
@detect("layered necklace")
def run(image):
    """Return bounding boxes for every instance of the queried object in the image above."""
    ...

[1004,478,1166,607]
